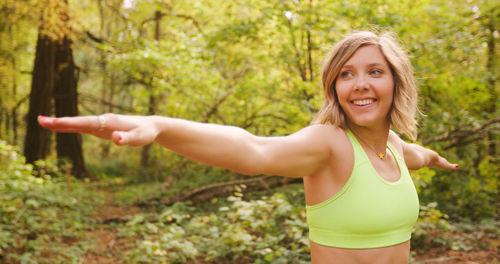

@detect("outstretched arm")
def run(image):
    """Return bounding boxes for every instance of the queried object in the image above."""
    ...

[401,142,459,171]
[38,114,332,177]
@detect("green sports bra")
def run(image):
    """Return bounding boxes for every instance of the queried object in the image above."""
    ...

[306,130,419,249]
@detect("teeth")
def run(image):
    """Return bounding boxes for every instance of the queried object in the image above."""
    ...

[353,99,374,106]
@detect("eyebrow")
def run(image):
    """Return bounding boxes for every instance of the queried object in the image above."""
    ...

[341,63,387,69]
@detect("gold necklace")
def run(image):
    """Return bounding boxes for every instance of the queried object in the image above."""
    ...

[350,130,387,160]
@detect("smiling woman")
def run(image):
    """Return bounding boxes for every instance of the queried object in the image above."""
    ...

[37,30,458,264]
[335,45,395,133]
[313,31,418,142]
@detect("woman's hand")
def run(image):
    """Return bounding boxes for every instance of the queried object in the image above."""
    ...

[38,114,159,146]
[402,142,459,170]
[427,151,459,170]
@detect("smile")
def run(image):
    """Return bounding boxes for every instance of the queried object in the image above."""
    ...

[352,99,376,106]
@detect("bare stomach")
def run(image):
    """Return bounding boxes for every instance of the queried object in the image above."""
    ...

[310,240,410,264]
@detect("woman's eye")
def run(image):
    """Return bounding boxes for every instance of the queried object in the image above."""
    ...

[340,71,352,78]
[370,69,383,75]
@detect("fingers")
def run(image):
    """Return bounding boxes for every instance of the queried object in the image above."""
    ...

[112,130,140,146]
[38,114,135,133]
[38,114,153,147]
[112,127,156,147]
[111,131,124,145]
[38,114,156,148]
[436,156,460,170]
[38,115,100,133]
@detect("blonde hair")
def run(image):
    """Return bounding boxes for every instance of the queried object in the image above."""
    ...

[312,31,419,141]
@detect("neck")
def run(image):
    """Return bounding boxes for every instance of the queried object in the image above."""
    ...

[347,121,390,153]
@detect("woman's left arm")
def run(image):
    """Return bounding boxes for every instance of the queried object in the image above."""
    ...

[401,142,458,170]
[388,130,458,170]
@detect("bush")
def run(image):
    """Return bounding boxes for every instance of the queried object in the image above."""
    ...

[411,202,454,251]
[0,141,97,264]
[123,187,311,264]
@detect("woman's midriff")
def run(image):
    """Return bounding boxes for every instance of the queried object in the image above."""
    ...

[310,240,410,264]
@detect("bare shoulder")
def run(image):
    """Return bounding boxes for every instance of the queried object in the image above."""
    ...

[301,124,344,136]
[388,130,403,145]
[301,124,350,157]
[388,130,406,156]
[301,124,347,143]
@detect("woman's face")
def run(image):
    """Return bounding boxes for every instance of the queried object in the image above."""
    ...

[335,45,394,129]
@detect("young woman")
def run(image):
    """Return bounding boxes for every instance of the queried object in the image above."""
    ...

[38,31,458,263]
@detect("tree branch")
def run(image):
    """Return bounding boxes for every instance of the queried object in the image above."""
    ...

[143,176,302,206]
[79,92,135,113]
[443,128,499,150]
[85,31,104,44]
[140,11,204,34]
[422,117,500,148]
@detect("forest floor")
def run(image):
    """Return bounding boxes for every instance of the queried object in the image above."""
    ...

[80,186,146,264]
[78,184,499,264]
[415,249,500,264]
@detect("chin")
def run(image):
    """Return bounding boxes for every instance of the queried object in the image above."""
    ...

[348,116,390,128]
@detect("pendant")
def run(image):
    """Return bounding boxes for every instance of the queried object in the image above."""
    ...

[378,153,385,159]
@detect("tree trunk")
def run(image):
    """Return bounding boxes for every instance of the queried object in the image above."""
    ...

[25,0,88,178]
[9,24,19,144]
[24,33,56,164]
[53,35,88,178]
[0,106,5,140]
[307,0,313,82]
[140,10,162,168]
[12,96,29,145]
[486,19,497,158]
[140,93,156,167]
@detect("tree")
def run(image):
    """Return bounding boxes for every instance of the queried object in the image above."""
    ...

[24,31,55,164]
[0,0,36,145]
[24,0,88,177]
[140,10,162,168]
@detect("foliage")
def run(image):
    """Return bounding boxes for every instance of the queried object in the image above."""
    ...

[401,0,499,221]
[0,139,496,262]
[120,186,310,263]
[412,202,500,254]
[71,0,498,220]
[449,219,500,252]
[0,2,498,262]
[0,141,97,263]
[411,202,453,250]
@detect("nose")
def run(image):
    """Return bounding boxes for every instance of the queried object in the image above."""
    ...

[354,75,369,91]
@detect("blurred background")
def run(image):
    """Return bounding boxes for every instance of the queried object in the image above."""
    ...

[0,0,498,263]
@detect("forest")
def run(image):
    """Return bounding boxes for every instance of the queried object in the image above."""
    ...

[0,0,498,263]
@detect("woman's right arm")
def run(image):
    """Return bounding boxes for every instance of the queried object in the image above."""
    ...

[38,114,334,178]
[151,116,335,177]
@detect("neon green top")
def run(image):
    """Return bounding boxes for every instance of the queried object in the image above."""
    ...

[306,130,419,249]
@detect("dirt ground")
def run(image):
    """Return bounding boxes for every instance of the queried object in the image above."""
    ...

[414,248,500,264]
[81,190,145,264]
[413,233,500,264]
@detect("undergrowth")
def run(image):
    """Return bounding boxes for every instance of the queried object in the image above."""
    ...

[0,141,99,264]
[1,140,498,263]
[119,185,310,264]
